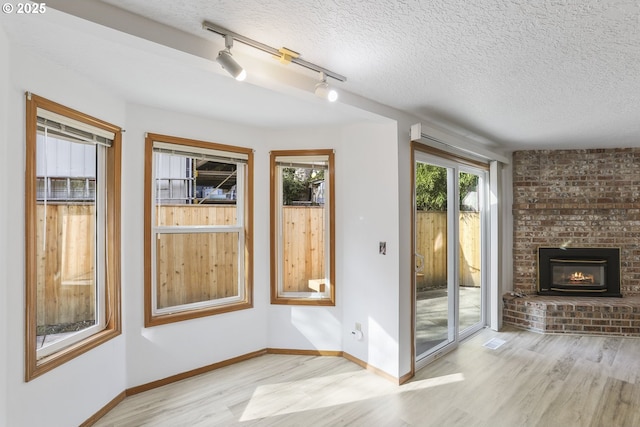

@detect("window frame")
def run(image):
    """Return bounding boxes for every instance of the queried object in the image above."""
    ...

[25,93,122,382]
[144,133,253,327]
[270,149,335,305]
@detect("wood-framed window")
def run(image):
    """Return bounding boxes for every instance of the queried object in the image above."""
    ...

[25,93,122,381]
[270,150,335,305]
[144,133,253,327]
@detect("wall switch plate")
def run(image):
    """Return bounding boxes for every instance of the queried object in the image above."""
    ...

[379,241,386,255]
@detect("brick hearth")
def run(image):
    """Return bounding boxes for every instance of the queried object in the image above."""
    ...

[503,294,640,336]
[507,148,640,335]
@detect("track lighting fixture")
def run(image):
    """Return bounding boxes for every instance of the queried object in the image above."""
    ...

[314,72,338,102]
[203,21,346,97]
[216,35,246,81]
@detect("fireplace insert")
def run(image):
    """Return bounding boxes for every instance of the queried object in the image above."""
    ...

[538,247,621,297]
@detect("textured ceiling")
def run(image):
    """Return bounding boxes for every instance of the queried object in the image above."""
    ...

[97,0,640,148]
[4,0,640,149]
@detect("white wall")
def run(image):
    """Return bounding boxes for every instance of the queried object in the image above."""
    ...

[0,25,10,427]
[3,47,127,427]
[264,122,401,378]
[265,128,345,352]
[122,108,406,384]
[337,123,401,376]
[123,104,272,387]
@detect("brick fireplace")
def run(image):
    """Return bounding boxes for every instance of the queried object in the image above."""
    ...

[504,148,640,336]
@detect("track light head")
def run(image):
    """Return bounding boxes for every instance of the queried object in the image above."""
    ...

[216,49,246,81]
[314,72,338,102]
[315,82,338,102]
[215,35,246,81]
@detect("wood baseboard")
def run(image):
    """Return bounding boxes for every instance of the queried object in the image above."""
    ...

[343,352,411,385]
[398,370,414,385]
[267,348,412,384]
[266,348,343,357]
[80,391,126,427]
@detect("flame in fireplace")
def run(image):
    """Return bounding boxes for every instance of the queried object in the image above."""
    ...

[569,271,594,284]
[571,271,585,281]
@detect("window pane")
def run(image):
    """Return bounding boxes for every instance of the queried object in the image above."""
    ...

[153,151,238,226]
[35,134,97,351]
[156,232,239,309]
[459,171,482,332]
[146,134,252,326]
[282,205,326,292]
[280,164,327,293]
[280,166,325,206]
[271,150,334,305]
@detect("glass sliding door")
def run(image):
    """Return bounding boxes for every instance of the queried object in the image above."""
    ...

[458,169,485,338]
[414,150,487,365]
[414,159,456,359]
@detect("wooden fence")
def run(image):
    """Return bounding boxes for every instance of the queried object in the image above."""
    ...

[155,231,239,308]
[36,205,480,326]
[154,206,239,308]
[415,211,481,289]
[282,206,325,292]
[35,204,243,326]
[37,204,96,327]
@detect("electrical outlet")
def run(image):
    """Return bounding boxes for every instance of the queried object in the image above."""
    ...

[355,322,361,331]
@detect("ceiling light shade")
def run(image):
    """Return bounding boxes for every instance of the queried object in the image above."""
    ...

[216,49,246,81]
[315,73,338,102]
[315,82,338,102]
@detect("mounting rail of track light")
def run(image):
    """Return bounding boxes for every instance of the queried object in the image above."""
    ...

[203,20,346,100]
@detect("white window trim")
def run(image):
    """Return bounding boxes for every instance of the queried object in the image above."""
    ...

[275,159,332,300]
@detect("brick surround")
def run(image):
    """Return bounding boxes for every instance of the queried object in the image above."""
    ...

[506,148,640,335]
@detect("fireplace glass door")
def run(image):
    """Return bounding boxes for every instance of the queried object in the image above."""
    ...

[551,260,606,287]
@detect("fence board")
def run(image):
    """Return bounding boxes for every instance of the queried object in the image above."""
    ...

[415,211,481,289]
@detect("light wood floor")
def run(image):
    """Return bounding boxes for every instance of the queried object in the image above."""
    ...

[94,327,640,426]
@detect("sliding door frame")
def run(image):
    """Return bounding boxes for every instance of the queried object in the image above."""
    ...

[411,141,490,371]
